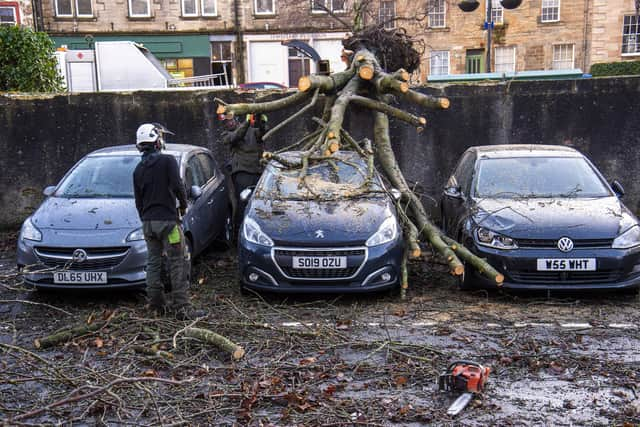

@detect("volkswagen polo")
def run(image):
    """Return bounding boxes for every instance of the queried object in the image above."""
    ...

[441,145,640,291]
[238,151,404,293]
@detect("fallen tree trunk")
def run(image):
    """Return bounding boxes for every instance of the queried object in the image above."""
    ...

[182,327,245,360]
[34,313,125,349]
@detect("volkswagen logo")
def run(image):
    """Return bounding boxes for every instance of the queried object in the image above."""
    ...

[314,230,325,239]
[72,249,88,263]
[557,237,574,253]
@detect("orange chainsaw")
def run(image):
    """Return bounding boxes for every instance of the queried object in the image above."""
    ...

[438,360,491,416]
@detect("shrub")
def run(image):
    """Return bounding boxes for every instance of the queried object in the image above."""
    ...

[590,60,640,77]
[0,26,63,92]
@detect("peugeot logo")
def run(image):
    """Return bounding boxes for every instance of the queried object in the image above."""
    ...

[72,249,88,263]
[314,230,325,239]
[557,237,574,253]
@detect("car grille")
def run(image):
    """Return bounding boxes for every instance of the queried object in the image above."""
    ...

[509,269,623,284]
[34,246,130,271]
[516,238,613,249]
[273,248,367,281]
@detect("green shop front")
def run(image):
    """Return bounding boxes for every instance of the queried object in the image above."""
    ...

[51,34,212,77]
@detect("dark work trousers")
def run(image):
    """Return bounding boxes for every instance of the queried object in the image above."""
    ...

[143,220,190,310]
[232,171,261,227]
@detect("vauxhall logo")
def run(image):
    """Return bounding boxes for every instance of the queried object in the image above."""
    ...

[557,237,574,253]
[72,249,88,263]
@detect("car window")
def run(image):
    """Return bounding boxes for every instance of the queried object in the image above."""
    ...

[186,156,205,188]
[56,155,140,198]
[474,156,612,198]
[453,152,475,194]
[256,159,384,201]
[197,153,216,183]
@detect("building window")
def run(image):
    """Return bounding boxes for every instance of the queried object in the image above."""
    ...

[487,0,503,25]
[541,0,560,23]
[181,0,216,16]
[211,41,233,86]
[182,0,197,16]
[311,0,345,13]
[494,46,515,72]
[430,50,449,75]
[202,0,217,16]
[552,43,574,69]
[129,0,151,17]
[288,47,311,87]
[54,0,93,17]
[163,58,194,78]
[378,0,395,29]
[0,5,18,25]
[623,15,640,55]
[427,0,445,28]
[255,0,275,15]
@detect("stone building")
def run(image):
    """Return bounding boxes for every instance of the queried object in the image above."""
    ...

[400,0,640,82]
[1,1,34,27]
[30,0,640,85]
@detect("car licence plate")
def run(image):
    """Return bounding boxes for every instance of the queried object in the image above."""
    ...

[53,271,107,284]
[536,259,596,271]
[292,256,347,269]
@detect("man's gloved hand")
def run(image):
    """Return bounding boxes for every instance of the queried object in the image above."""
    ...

[179,207,187,217]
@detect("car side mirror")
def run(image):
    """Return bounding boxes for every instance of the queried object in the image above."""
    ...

[390,188,402,201]
[240,187,254,203]
[611,180,625,198]
[444,186,463,199]
[43,186,56,197]
[190,185,203,200]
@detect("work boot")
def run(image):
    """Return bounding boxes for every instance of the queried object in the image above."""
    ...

[174,306,207,321]
[145,303,168,317]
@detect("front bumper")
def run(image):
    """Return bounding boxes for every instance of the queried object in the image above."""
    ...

[17,236,147,290]
[468,243,640,291]
[238,237,404,293]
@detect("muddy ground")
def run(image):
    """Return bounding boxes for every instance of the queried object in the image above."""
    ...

[1,231,639,426]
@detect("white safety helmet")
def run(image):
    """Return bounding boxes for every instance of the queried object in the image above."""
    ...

[135,123,174,152]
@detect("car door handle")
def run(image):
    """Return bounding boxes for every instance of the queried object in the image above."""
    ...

[207,199,214,205]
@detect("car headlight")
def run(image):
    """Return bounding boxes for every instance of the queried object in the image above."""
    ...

[243,217,274,247]
[366,217,398,247]
[20,218,42,242]
[126,228,145,242]
[612,225,640,249]
[475,227,518,250]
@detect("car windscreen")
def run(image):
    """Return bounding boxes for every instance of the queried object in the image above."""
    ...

[256,160,383,200]
[474,156,612,198]
[55,155,142,198]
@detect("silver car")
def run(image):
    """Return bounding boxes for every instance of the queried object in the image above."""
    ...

[17,144,231,290]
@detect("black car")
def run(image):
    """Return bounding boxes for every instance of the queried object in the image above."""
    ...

[238,151,404,293]
[441,144,640,291]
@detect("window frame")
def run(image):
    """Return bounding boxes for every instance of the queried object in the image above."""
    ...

[54,0,73,17]
[0,3,19,25]
[378,0,395,29]
[487,0,503,25]
[254,0,275,15]
[427,0,446,28]
[552,43,574,69]
[494,45,516,73]
[75,0,93,17]
[430,50,450,76]
[622,14,640,56]
[128,0,151,18]
[181,0,198,17]
[201,0,217,16]
[311,0,345,14]
[541,0,560,23]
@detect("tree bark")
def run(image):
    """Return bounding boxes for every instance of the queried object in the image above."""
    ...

[182,327,245,360]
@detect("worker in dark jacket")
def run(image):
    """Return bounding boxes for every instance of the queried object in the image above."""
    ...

[222,113,268,201]
[133,123,204,321]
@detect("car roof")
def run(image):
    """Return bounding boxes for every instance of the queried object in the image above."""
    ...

[87,143,203,157]
[469,144,583,159]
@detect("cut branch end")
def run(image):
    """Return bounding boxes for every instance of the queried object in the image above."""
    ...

[359,66,375,80]
[298,76,312,92]
[329,141,340,153]
[453,265,465,276]
[439,98,450,109]
[216,104,226,115]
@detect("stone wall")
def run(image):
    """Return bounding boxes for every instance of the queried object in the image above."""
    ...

[1,76,639,228]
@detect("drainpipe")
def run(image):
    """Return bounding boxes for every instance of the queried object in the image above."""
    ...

[233,0,245,85]
[31,0,44,31]
[582,0,591,72]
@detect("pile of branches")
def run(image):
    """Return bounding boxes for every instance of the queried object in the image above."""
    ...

[216,33,503,298]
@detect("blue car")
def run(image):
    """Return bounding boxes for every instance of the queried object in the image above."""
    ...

[238,151,404,293]
[441,144,640,291]
[17,144,232,290]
